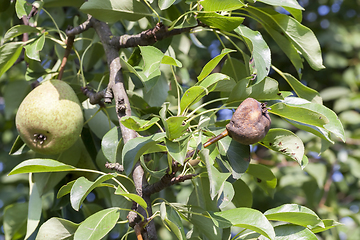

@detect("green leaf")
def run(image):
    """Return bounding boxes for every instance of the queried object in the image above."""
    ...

[264,204,324,228]
[139,45,164,78]
[272,67,322,104]
[161,55,182,67]
[246,164,277,197]
[232,179,253,208]
[201,0,245,11]
[227,77,281,104]
[9,135,27,155]
[43,0,84,7]
[283,97,345,142]
[158,0,176,10]
[285,119,333,144]
[248,7,324,70]
[83,99,116,139]
[0,42,23,78]
[180,86,208,114]
[70,174,116,211]
[3,25,41,43]
[4,202,28,240]
[15,0,28,18]
[24,34,46,61]
[196,73,232,92]
[101,126,122,163]
[121,116,160,132]
[269,102,328,127]
[256,0,304,10]
[258,128,305,166]
[74,208,120,240]
[80,0,150,22]
[243,11,296,73]
[160,203,186,240]
[212,208,275,240]
[57,180,76,198]
[114,189,148,212]
[235,25,271,81]
[197,12,244,32]
[305,162,326,188]
[8,159,76,175]
[165,116,189,140]
[36,217,79,240]
[188,175,219,212]
[217,133,250,179]
[311,219,341,233]
[122,132,166,175]
[269,224,318,240]
[166,137,189,165]
[198,48,236,81]
[25,183,42,239]
[200,149,231,200]
[187,207,223,240]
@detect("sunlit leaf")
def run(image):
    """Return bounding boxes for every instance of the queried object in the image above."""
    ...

[0,42,23,78]
[201,0,245,11]
[198,48,236,81]
[197,12,244,32]
[122,132,166,175]
[212,208,275,239]
[259,128,305,166]
[256,0,304,10]
[70,174,116,211]
[8,159,76,175]
[265,204,324,228]
[3,25,40,43]
[235,25,271,81]
[25,183,42,239]
[247,7,324,70]
[166,137,189,165]
[115,189,148,211]
[180,86,208,114]
[139,45,164,78]
[165,116,189,140]
[74,208,119,240]
[80,0,151,22]
[36,217,79,240]
[269,102,328,127]
[311,219,341,233]
[24,34,46,61]
[101,127,122,164]
[283,97,345,142]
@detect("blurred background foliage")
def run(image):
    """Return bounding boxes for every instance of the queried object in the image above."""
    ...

[0,0,360,239]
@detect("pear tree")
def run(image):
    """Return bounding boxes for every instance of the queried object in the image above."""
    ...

[0,0,347,239]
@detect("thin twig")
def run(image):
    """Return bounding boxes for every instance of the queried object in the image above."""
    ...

[58,33,74,80]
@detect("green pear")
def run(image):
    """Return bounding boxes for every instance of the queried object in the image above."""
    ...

[15,80,84,155]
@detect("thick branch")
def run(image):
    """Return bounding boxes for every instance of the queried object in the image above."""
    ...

[144,172,197,196]
[66,15,93,36]
[90,18,156,240]
[110,22,200,49]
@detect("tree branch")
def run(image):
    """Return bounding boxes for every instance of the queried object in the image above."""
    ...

[65,15,93,36]
[58,33,74,80]
[110,22,201,49]
[89,18,156,240]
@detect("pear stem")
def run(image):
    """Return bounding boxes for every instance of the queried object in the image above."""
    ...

[203,129,229,148]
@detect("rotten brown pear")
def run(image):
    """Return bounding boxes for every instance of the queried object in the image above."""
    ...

[204,98,271,147]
